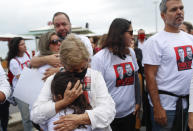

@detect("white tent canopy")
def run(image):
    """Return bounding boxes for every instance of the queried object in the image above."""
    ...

[0,33,33,41]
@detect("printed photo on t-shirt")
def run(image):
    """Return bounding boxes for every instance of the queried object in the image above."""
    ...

[114,62,134,87]
[174,45,193,71]
[83,76,91,91]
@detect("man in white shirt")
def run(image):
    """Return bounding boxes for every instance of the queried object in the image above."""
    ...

[30,12,93,69]
[143,0,193,131]
[137,29,146,51]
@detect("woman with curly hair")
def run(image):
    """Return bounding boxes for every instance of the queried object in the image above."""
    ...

[7,37,33,131]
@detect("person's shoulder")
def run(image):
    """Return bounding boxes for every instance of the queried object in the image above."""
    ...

[144,31,166,48]
[10,58,19,65]
[147,31,165,41]
[75,34,89,42]
[182,31,193,40]
[89,68,102,75]
[45,73,55,83]
[93,48,108,58]
[129,47,135,54]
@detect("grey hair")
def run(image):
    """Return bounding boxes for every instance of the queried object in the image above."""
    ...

[159,0,181,13]
[159,0,168,13]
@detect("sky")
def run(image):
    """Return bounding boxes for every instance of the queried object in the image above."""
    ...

[0,0,192,35]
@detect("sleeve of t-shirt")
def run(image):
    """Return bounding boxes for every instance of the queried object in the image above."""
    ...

[130,48,139,72]
[9,59,21,76]
[142,37,162,65]
[91,52,105,76]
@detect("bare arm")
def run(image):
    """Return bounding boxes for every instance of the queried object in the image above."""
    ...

[133,71,141,115]
[144,64,167,126]
[0,91,6,102]
[189,112,193,131]
[30,54,60,68]
[53,113,91,131]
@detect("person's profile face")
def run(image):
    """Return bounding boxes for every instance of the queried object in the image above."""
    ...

[117,66,123,79]
[123,25,133,47]
[53,14,71,39]
[186,47,192,59]
[178,48,184,61]
[18,40,27,53]
[125,64,132,75]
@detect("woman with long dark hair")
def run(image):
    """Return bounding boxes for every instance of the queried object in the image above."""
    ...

[91,18,141,131]
[7,37,33,131]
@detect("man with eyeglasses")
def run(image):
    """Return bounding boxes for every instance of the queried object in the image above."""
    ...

[143,0,193,131]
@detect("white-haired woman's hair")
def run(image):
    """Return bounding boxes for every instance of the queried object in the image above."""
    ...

[59,34,90,70]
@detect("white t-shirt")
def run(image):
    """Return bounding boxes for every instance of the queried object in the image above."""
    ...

[9,53,31,88]
[41,108,92,131]
[0,63,11,100]
[91,48,139,118]
[138,40,146,51]
[189,75,193,112]
[77,35,93,57]
[143,30,193,110]
[38,64,53,75]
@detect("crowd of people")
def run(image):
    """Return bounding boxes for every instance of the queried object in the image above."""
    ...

[0,0,193,131]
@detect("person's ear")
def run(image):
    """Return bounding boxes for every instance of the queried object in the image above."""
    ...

[161,13,166,22]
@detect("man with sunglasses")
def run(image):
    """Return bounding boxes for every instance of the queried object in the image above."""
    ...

[143,0,193,131]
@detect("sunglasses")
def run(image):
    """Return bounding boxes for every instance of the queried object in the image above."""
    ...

[50,39,62,45]
[126,30,133,36]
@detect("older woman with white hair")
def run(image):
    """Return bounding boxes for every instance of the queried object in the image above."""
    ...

[31,34,115,131]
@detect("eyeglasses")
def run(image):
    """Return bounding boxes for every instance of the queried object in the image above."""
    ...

[126,30,133,36]
[50,39,62,45]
